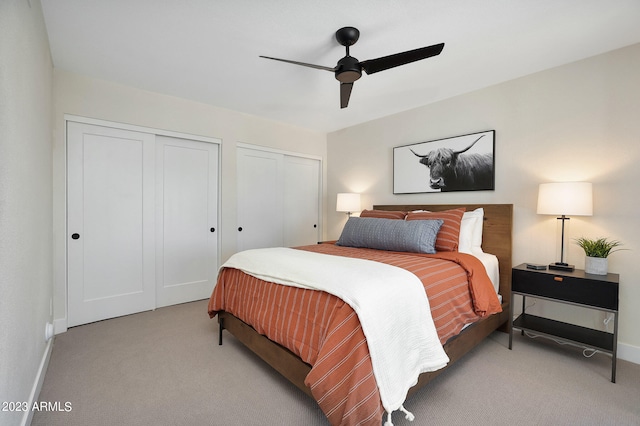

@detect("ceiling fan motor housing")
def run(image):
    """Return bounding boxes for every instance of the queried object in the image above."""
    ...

[335,56,362,83]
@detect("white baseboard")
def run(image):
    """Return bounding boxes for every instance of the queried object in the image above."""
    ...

[21,337,54,426]
[53,317,67,334]
[618,341,640,365]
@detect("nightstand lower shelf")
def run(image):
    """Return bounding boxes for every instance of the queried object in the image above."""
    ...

[513,313,614,353]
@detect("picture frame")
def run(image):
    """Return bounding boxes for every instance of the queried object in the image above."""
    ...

[393,130,495,194]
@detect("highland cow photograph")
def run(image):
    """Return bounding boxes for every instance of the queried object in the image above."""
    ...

[394,130,495,194]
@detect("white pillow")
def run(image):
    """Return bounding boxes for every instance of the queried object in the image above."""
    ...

[470,207,484,248]
[458,208,484,253]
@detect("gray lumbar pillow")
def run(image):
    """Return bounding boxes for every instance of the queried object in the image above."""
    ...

[336,217,443,254]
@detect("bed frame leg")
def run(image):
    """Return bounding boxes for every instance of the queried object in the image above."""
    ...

[218,317,224,345]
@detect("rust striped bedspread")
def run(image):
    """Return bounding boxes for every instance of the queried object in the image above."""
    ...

[208,243,501,426]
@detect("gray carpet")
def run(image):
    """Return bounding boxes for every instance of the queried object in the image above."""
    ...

[33,300,640,425]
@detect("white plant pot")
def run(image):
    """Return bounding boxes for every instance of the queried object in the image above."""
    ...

[585,256,608,275]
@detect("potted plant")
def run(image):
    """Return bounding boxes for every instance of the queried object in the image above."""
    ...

[574,237,625,275]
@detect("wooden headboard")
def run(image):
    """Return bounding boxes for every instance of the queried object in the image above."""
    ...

[373,204,513,305]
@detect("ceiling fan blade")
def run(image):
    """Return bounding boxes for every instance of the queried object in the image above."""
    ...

[259,56,336,72]
[340,82,353,109]
[360,42,445,75]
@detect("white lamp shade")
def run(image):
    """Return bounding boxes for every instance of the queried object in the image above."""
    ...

[336,193,361,213]
[537,182,593,216]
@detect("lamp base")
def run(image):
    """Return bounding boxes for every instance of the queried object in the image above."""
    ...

[548,262,575,272]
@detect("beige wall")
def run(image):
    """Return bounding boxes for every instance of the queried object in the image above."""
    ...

[0,1,53,423]
[51,70,327,330]
[327,43,640,362]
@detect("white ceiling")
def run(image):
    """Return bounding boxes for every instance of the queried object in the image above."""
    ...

[41,0,640,133]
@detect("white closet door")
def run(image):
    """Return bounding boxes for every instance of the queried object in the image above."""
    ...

[155,136,219,307]
[67,122,155,327]
[284,155,320,247]
[236,148,284,251]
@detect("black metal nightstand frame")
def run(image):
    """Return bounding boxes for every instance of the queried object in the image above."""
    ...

[509,263,619,382]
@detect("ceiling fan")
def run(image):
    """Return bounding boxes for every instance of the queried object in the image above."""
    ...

[260,26,444,109]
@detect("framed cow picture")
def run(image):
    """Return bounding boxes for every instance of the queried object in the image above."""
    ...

[393,130,495,194]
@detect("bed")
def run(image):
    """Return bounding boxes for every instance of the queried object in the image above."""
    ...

[209,203,512,425]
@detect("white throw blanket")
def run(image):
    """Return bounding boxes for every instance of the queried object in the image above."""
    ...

[221,247,449,417]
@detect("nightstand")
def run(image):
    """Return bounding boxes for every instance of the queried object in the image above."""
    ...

[509,263,619,382]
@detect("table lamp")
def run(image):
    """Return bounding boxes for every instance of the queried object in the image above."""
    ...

[336,193,361,217]
[537,182,593,271]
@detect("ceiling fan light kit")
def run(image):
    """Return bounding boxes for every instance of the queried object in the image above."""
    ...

[260,26,444,109]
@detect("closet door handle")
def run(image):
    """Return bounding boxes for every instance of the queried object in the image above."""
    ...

[71,233,80,240]
[238,227,243,232]
[210,228,215,232]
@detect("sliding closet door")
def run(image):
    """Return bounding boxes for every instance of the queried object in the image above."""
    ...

[237,146,321,251]
[155,136,219,307]
[284,155,320,247]
[67,122,156,327]
[236,147,284,251]
[68,121,220,327]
